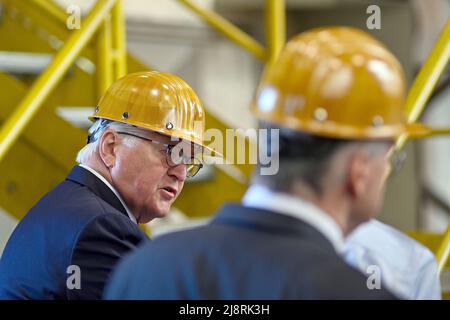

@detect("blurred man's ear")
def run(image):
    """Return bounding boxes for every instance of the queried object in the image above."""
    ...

[346,149,371,199]
[98,130,118,169]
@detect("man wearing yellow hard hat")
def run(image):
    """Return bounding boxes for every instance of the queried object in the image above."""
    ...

[105,27,447,300]
[0,71,208,299]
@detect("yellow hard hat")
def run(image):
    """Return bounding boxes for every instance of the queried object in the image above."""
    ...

[91,71,211,152]
[252,26,445,140]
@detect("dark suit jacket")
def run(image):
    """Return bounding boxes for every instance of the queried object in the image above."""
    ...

[105,204,396,299]
[0,166,148,300]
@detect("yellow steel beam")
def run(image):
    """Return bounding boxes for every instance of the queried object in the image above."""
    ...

[392,20,450,274]
[0,0,118,163]
[436,225,450,274]
[0,137,68,219]
[178,0,266,62]
[406,19,450,122]
[28,0,67,25]
[265,0,285,65]
[111,0,127,79]
[26,0,127,97]
[396,19,450,150]
[97,14,114,99]
[2,0,71,52]
[0,73,85,171]
[0,72,85,220]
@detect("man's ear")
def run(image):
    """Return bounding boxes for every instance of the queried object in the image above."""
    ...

[346,149,371,198]
[98,130,117,168]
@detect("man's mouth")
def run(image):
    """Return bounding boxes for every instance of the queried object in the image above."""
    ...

[161,186,177,198]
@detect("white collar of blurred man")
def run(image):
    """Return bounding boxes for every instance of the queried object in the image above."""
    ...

[243,184,345,253]
[79,164,137,224]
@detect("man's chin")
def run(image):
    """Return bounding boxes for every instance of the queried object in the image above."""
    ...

[138,206,170,223]
[152,205,171,219]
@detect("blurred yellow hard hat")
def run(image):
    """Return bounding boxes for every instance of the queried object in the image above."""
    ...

[91,71,210,151]
[252,26,446,140]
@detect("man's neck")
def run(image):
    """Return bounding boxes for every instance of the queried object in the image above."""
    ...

[79,161,138,224]
[84,159,112,185]
[289,183,351,236]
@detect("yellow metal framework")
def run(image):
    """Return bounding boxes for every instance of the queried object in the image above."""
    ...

[396,19,450,150]
[97,14,114,97]
[408,21,450,274]
[29,0,68,23]
[111,0,127,79]
[178,0,286,63]
[265,0,286,65]
[0,0,125,162]
[437,225,450,274]
[392,20,450,274]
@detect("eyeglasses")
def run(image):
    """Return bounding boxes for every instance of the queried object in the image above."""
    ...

[116,132,203,178]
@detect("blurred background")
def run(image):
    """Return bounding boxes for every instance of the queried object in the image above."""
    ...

[0,0,448,293]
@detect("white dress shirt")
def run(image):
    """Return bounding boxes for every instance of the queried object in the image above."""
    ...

[79,164,137,224]
[242,184,345,253]
[344,219,441,300]
[242,184,441,300]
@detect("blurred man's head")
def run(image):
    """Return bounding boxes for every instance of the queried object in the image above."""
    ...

[255,123,394,234]
[250,27,429,234]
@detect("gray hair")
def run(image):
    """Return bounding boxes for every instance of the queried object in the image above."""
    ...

[76,120,151,164]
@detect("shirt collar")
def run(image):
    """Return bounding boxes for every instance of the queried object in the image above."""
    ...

[79,164,137,224]
[242,184,344,253]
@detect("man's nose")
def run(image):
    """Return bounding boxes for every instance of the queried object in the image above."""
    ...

[167,163,187,181]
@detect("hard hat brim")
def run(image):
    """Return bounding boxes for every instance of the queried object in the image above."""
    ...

[254,110,450,140]
[89,115,223,158]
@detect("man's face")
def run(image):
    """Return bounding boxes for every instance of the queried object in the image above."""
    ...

[109,130,187,223]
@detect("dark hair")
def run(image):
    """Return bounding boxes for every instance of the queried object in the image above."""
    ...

[255,122,354,195]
